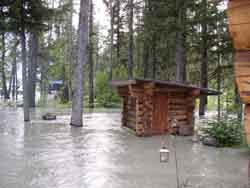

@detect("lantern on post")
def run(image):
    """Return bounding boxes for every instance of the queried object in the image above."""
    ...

[159,114,181,187]
[159,146,170,163]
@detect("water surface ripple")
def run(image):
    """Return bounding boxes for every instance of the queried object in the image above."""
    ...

[0,108,248,188]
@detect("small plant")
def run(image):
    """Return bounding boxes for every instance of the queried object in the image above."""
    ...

[202,116,243,147]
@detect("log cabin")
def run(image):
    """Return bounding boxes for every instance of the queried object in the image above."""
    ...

[112,79,219,137]
[227,0,250,144]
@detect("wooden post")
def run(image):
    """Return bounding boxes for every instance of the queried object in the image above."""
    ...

[245,105,250,145]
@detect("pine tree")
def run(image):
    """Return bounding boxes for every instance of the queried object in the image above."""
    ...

[1,0,56,121]
[70,0,89,127]
[128,0,134,79]
[88,0,94,108]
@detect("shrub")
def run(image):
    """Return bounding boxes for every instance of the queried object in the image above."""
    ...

[202,116,243,147]
[95,71,120,107]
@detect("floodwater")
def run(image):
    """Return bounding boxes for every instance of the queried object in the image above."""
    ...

[0,107,248,188]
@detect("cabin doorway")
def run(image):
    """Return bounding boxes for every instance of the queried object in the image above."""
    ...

[152,93,168,134]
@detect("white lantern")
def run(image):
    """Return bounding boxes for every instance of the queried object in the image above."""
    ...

[159,147,170,163]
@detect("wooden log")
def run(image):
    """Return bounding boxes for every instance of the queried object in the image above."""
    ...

[169,106,186,111]
[122,97,128,127]
[128,85,145,97]
[127,116,136,123]
[190,89,200,97]
[244,104,250,145]
[169,99,187,102]
[154,88,188,93]
[235,51,250,103]
[125,123,136,131]
[168,94,187,98]
[169,110,187,115]
[175,121,188,127]
[169,99,189,105]
[143,90,154,96]
[143,82,155,89]
[169,104,186,109]
[227,1,250,145]
[168,114,187,120]
[127,111,136,118]
[117,86,129,97]
[174,115,188,120]
[136,98,145,136]
[186,96,195,125]
[144,95,154,135]
[227,0,250,50]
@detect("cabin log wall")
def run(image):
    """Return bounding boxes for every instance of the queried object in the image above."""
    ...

[245,105,250,144]
[122,96,136,131]
[227,0,250,144]
[136,98,144,136]
[118,82,196,136]
[168,92,195,135]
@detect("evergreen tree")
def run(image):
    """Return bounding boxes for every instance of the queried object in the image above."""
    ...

[70,0,89,127]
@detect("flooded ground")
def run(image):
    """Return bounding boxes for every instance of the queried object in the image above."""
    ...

[0,107,248,188]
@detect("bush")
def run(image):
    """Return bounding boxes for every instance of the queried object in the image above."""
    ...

[202,117,243,147]
[95,71,121,107]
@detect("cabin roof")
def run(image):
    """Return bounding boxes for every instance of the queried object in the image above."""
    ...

[111,79,220,96]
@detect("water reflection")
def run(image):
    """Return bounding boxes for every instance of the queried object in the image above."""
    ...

[0,107,248,188]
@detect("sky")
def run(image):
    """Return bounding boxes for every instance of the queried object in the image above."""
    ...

[18,0,228,88]
[19,1,109,86]
[71,0,227,39]
[73,0,109,38]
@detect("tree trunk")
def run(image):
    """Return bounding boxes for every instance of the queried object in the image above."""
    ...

[88,0,94,108]
[175,2,186,83]
[61,65,69,103]
[12,48,17,101]
[128,0,134,79]
[217,66,221,120]
[216,53,221,120]
[14,51,18,101]
[28,32,39,108]
[152,38,157,79]
[142,1,149,79]
[235,86,242,121]
[107,2,115,102]
[8,67,13,98]
[20,0,30,121]
[175,30,185,83]
[63,0,73,102]
[68,0,73,101]
[199,0,208,116]
[70,0,89,127]
[109,4,114,82]
[95,31,99,73]
[40,60,48,107]
[143,42,149,79]
[1,33,9,100]
[116,0,121,65]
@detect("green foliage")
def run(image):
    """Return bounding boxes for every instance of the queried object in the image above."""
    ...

[1,0,53,33]
[202,116,243,147]
[95,71,120,107]
[0,0,239,115]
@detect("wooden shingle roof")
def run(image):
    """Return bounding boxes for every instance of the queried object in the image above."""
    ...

[111,79,220,96]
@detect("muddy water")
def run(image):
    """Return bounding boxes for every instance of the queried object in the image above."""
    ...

[0,107,248,188]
